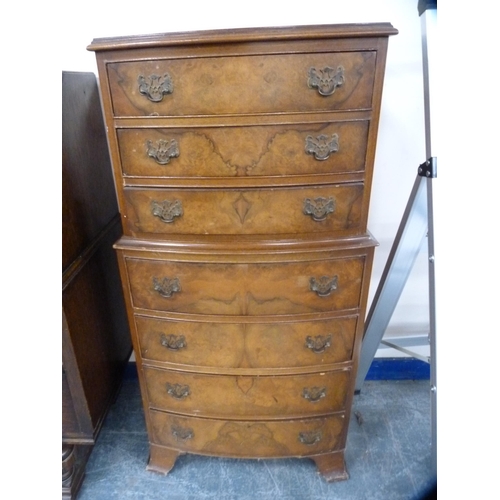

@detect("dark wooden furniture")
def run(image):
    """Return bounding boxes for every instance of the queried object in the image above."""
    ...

[88,23,397,481]
[62,71,132,499]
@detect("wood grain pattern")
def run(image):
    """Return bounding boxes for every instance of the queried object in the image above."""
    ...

[148,409,346,458]
[117,120,369,179]
[135,315,358,369]
[107,52,376,117]
[122,184,364,237]
[144,366,350,418]
[125,255,364,316]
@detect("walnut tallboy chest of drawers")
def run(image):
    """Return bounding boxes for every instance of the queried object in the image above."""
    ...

[88,23,397,481]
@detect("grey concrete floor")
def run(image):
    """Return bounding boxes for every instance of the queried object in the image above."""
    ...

[78,370,436,500]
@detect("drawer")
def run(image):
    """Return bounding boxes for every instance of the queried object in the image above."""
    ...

[117,120,369,179]
[144,366,350,418]
[122,184,364,237]
[149,410,345,458]
[107,52,376,117]
[125,256,365,316]
[135,315,358,368]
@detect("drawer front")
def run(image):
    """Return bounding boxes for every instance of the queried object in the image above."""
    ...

[122,184,364,237]
[149,410,345,458]
[117,121,369,179]
[107,52,376,117]
[144,367,350,418]
[126,256,365,316]
[136,315,358,368]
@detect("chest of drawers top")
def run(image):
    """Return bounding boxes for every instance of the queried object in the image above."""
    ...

[89,23,397,119]
[89,24,396,242]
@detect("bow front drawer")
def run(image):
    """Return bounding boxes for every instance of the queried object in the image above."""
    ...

[124,255,365,316]
[116,120,369,179]
[135,315,358,369]
[149,410,346,458]
[107,52,376,117]
[144,366,351,418]
[122,184,364,237]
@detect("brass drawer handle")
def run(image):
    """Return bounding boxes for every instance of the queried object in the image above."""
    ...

[138,73,173,102]
[303,196,336,222]
[151,199,183,223]
[310,275,338,297]
[160,334,186,351]
[171,425,194,441]
[298,430,323,446]
[305,334,332,354]
[302,387,327,403]
[305,134,339,161]
[308,66,344,96]
[166,382,190,399]
[146,139,179,165]
[153,277,181,298]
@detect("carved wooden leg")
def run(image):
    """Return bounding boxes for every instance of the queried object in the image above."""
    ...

[146,444,181,475]
[62,444,91,499]
[312,450,349,482]
[62,444,75,488]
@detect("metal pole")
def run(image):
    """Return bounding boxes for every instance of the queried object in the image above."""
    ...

[355,175,428,392]
[420,0,437,475]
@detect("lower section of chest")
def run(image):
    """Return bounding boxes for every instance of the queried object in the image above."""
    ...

[114,237,375,481]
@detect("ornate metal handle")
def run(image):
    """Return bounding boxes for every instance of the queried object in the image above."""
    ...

[310,275,338,297]
[308,66,344,96]
[298,430,323,446]
[151,199,183,223]
[302,387,327,403]
[160,334,186,351]
[153,277,181,298]
[303,197,336,222]
[171,425,194,441]
[138,73,173,102]
[305,134,339,161]
[305,334,332,354]
[166,382,190,399]
[146,139,179,165]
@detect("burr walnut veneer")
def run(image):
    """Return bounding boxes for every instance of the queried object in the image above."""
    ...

[88,23,397,481]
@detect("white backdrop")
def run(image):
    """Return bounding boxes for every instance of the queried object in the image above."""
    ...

[61,0,429,357]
